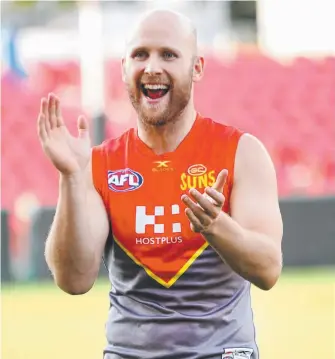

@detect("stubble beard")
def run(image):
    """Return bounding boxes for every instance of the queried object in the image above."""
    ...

[126,70,193,128]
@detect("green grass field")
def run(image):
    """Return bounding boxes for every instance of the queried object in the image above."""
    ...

[2,267,334,359]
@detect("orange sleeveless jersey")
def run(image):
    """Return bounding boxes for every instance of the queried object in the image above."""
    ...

[92,114,243,288]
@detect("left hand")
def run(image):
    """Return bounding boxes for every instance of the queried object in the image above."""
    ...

[181,169,228,234]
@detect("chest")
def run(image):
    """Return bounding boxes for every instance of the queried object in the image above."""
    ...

[102,147,232,287]
[107,150,230,230]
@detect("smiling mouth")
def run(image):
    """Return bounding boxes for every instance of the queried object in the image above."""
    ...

[141,84,170,100]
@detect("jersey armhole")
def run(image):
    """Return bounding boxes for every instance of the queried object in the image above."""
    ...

[224,128,245,215]
[91,145,113,273]
[228,128,245,190]
[91,145,106,197]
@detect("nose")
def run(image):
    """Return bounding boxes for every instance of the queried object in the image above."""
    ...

[144,55,163,75]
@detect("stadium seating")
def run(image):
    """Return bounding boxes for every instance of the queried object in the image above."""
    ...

[2,54,334,218]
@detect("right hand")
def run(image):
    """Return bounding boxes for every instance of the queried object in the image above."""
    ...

[37,93,91,176]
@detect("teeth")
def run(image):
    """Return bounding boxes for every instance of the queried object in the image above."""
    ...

[143,84,169,90]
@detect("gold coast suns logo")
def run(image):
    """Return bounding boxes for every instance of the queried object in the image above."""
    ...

[180,164,215,190]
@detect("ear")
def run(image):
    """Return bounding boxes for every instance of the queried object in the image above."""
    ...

[121,57,126,83]
[192,56,204,82]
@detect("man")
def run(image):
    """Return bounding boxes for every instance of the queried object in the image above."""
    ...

[38,9,283,359]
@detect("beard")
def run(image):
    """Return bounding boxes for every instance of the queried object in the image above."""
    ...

[126,67,193,128]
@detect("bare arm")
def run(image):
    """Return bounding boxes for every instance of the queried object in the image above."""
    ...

[45,156,109,295]
[182,133,283,290]
[205,134,283,290]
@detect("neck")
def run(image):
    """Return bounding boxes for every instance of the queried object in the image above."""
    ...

[137,101,197,155]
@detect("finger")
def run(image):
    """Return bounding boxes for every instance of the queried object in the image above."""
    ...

[37,113,48,141]
[181,194,211,226]
[40,98,50,134]
[185,208,202,232]
[40,97,48,118]
[212,169,228,193]
[77,115,89,139]
[204,187,225,207]
[189,188,218,218]
[55,97,64,127]
[48,93,57,129]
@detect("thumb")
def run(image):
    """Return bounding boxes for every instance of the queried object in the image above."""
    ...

[212,169,228,193]
[77,115,89,139]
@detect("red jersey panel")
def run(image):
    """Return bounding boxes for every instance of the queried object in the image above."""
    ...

[92,114,243,288]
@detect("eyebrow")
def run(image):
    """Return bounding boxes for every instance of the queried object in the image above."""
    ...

[129,46,182,57]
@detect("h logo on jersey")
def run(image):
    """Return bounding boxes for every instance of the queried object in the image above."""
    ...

[108,169,144,192]
[135,205,181,234]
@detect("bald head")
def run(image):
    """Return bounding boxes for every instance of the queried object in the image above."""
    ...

[125,9,198,56]
[122,9,204,128]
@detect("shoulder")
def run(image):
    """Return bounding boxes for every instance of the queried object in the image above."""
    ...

[236,133,274,165]
[234,133,277,183]
[201,116,244,140]
[92,128,134,156]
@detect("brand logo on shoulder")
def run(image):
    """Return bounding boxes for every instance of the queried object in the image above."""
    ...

[108,168,144,192]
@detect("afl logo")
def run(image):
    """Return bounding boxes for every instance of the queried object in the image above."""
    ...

[108,168,144,192]
[187,164,207,176]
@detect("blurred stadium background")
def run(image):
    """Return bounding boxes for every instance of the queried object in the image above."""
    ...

[1,1,334,359]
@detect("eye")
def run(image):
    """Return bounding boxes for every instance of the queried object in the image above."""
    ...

[163,51,177,60]
[133,51,147,60]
